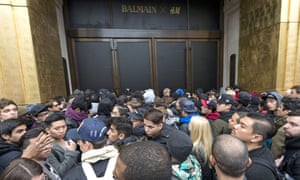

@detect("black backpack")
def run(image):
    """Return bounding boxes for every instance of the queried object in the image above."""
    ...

[251,157,294,180]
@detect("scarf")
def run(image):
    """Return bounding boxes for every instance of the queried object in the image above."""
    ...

[65,105,88,125]
[81,145,118,163]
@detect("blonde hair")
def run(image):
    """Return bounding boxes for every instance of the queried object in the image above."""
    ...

[189,116,213,166]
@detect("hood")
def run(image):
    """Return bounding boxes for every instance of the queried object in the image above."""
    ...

[0,139,21,156]
[265,91,283,107]
[132,124,145,137]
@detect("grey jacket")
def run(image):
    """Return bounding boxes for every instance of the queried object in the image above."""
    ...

[46,142,80,176]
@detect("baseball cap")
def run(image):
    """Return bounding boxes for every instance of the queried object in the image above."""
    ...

[76,118,107,142]
[180,99,197,113]
[238,91,251,106]
[30,104,48,117]
[218,94,236,105]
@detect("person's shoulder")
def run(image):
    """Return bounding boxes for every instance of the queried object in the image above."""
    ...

[63,164,85,179]
[246,161,275,180]
[212,118,228,125]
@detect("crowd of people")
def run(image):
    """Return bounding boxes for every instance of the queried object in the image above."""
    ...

[0,85,300,180]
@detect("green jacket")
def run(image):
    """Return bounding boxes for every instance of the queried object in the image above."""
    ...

[172,154,202,180]
[211,119,231,138]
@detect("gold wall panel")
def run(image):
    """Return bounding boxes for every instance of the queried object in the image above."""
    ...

[238,0,281,93]
[239,0,300,93]
[27,0,67,103]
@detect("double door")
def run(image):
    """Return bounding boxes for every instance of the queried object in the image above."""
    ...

[71,38,220,94]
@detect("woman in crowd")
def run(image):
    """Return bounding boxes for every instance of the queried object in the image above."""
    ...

[189,116,216,180]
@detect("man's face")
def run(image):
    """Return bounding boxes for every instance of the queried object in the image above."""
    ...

[107,124,120,144]
[274,104,289,117]
[49,101,60,112]
[283,116,300,137]
[228,112,240,129]
[231,116,254,144]
[4,124,27,144]
[36,111,49,122]
[113,156,126,180]
[266,98,278,111]
[0,104,18,121]
[46,120,67,140]
[290,89,300,98]
[144,119,163,138]
[216,103,230,112]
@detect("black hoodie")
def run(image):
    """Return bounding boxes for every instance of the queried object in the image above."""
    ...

[0,138,22,173]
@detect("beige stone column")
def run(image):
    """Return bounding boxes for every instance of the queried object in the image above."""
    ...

[0,0,40,104]
[0,0,66,104]
[276,0,300,92]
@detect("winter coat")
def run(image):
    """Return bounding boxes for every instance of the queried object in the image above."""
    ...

[279,137,300,179]
[63,145,118,180]
[46,142,80,176]
[246,146,276,180]
[0,139,22,174]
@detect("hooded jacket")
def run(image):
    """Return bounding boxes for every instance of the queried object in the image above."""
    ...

[63,145,118,180]
[0,138,22,173]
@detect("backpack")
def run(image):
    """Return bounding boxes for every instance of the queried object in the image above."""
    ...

[82,156,117,180]
[172,154,202,180]
[251,157,294,180]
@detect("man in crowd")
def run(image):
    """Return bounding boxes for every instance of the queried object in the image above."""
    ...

[289,85,300,98]
[211,94,237,137]
[210,134,251,180]
[143,108,192,151]
[0,119,52,173]
[21,128,61,180]
[231,112,276,180]
[0,98,18,122]
[278,110,300,179]
[113,141,172,180]
[107,117,136,150]
[30,104,49,128]
[63,118,118,180]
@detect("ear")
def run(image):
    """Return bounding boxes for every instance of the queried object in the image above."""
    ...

[158,123,164,130]
[85,141,94,150]
[250,134,263,143]
[209,154,216,166]
[118,133,125,140]
[45,127,50,134]
[247,157,252,167]
[1,134,10,141]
